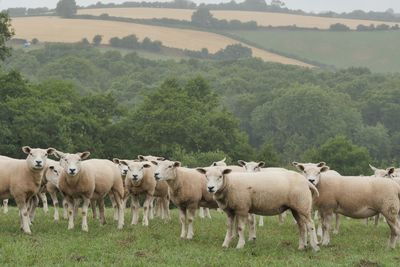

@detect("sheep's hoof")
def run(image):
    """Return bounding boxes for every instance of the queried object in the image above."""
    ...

[117,225,124,230]
[222,244,229,248]
[248,237,256,242]
[298,246,305,251]
[312,246,320,252]
[333,230,339,235]
[82,225,88,232]
[24,230,32,235]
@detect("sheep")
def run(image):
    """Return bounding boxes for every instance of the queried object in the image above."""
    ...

[0,146,55,234]
[119,160,170,226]
[0,155,11,214]
[196,166,319,251]
[293,162,400,248]
[112,158,132,219]
[210,157,227,167]
[237,160,289,226]
[56,151,124,231]
[153,160,218,239]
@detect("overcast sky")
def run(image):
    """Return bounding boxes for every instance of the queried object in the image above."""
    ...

[1,0,399,13]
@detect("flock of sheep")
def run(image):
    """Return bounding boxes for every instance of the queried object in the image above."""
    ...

[1,146,400,252]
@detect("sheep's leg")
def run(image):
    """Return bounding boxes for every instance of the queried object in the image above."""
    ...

[305,216,320,252]
[236,215,247,249]
[73,198,81,219]
[232,215,238,238]
[65,196,75,230]
[164,197,171,221]
[159,198,165,220]
[187,208,196,239]
[16,197,31,234]
[109,193,118,221]
[62,199,68,220]
[49,191,59,221]
[81,197,90,232]
[142,194,152,226]
[29,195,39,224]
[333,213,340,234]
[374,214,380,227]
[149,198,154,220]
[3,199,9,214]
[248,213,256,241]
[258,216,264,227]
[278,211,286,225]
[98,198,106,225]
[222,213,235,248]
[112,191,124,229]
[291,209,307,250]
[179,207,187,239]
[131,195,140,225]
[39,193,48,213]
[321,212,333,246]
[205,208,212,219]
[90,199,97,219]
[382,209,400,248]
[199,207,205,218]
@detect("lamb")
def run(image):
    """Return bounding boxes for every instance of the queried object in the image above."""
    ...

[293,162,400,248]
[0,146,55,234]
[43,160,67,221]
[119,160,170,226]
[153,160,218,239]
[56,151,124,231]
[196,166,320,251]
[237,160,288,226]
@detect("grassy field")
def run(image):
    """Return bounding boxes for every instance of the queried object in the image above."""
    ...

[10,17,311,67]
[77,7,398,30]
[228,29,400,72]
[0,207,399,266]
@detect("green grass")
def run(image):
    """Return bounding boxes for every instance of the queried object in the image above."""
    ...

[0,207,399,266]
[227,29,400,72]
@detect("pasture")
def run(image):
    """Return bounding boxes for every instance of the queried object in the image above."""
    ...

[77,7,398,30]
[228,29,400,72]
[0,207,398,266]
[10,17,311,67]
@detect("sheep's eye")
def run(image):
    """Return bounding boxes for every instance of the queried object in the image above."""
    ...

[168,166,172,168]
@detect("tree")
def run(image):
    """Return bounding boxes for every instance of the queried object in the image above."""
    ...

[56,0,77,18]
[92,35,102,46]
[191,7,214,27]
[214,44,252,60]
[0,12,14,61]
[303,135,372,176]
[31,38,39,45]
[329,23,350,31]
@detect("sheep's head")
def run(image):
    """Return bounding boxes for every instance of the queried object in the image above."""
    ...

[196,167,232,193]
[45,163,62,186]
[210,157,227,167]
[238,160,265,172]
[152,160,180,181]
[369,164,394,178]
[113,158,130,177]
[138,155,165,162]
[120,160,151,182]
[22,146,55,170]
[56,151,90,177]
[292,162,329,186]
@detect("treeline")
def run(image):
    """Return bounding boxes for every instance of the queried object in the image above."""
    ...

[329,23,400,31]
[3,43,400,174]
[109,35,162,52]
[184,44,252,60]
[4,7,51,17]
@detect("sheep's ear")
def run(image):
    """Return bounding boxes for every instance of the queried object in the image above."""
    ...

[293,162,305,171]
[258,161,265,168]
[151,161,158,166]
[46,148,56,155]
[317,162,326,167]
[237,160,246,167]
[22,146,32,154]
[143,164,151,168]
[53,150,66,159]
[212,162,217,166]
[222,169,232,175]
[320,166,330,172]
[369,164,377,171]
[221,157,226,162]
[157,157,165,161]
[173,161,181,167]
[119,160,129,166]
[196,168,207,174]
[138,155,145,161]
[388,167,395,176]
[113,158,120,164]
[79,151,91,160]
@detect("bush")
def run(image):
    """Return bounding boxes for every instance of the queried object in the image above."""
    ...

[329,23,350,31]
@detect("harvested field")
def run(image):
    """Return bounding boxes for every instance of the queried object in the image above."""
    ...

[77,7,398,29]
[11,17,312,67]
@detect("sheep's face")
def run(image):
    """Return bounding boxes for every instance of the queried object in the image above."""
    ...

[22,146,55,170]
[138,155,165,162]
[197,167,232,193]
[210,158,227,167]
[153,160,180,181]
[238,160,265,172]
[292,162,329,186]
[369,164,394,178]
[58,152,90,176]
[113,158,130,177]
[124,161,151,182]
[45,163,62,186]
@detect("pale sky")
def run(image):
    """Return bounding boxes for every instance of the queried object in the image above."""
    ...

[0,0,399,13]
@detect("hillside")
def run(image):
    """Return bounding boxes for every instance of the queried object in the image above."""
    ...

[228,29,400,72]
[10,17,311,67]
[77,7,399,29]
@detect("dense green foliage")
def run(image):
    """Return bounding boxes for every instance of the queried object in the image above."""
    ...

[56,0,77,18]
[1,207,400,266]
[2,43,400,172]
[0,12,14,61]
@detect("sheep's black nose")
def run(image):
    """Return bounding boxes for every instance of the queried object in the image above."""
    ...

[309,179,315,184]
[69,168,76,174]
[36,160,42,165]
[132,175,138,180]
[123,170,128,175]
[208,186,214,192]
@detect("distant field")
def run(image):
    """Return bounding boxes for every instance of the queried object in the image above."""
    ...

[11,17,311,67]
[228,30,400,72]
[1,207,399,266]
[78,7,398,29]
